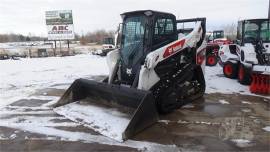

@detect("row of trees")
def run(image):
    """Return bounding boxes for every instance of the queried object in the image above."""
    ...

[0,30,115,45]
[222,23,237,40]
[79,30,115,45]
[0,24,237,44]
[0,34,46,43]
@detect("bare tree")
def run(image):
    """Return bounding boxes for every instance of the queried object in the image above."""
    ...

[221,23,237,41]
[80,29,115,45]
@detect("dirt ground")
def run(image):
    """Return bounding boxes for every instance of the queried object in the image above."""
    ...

[0,79,269,152]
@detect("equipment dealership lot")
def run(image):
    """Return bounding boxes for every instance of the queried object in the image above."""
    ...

[0,54,269,152]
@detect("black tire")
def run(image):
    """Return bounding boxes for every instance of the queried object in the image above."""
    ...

[223,61,238,79]
[157,87,181,114]
[206,55,218,66]
[238,64,252,85]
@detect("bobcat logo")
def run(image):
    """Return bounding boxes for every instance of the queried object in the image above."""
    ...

[126,68,132,75]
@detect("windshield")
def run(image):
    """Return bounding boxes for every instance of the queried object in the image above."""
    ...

[244,22,259,43]
[121,16,145,65]
[213,31,224,39]
[244,20,270,43]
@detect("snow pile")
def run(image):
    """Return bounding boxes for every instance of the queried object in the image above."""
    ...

[54,102,131,142]
[0,54,108,106]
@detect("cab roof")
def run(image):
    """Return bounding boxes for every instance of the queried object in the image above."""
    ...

[240,18,269,22]
[121,10,175,18]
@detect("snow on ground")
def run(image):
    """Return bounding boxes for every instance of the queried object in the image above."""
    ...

[0,54,269,151]
[218,99,230,104]
[241,101,252,104]
[231,139,252,148]
[54,102,130,142]
[205,65,269,99]
[0,54,108,107]
[0,105,179,152]
[1,55,268,107]
[262,126,270,132]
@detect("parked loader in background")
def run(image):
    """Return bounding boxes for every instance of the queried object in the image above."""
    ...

[219,19,270,94]
[205,30,232,66]
[92,37,116,56]
[53,10,206,141]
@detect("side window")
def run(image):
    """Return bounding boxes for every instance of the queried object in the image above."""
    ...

[154,18,174,36]
[237,21,242,40]
[261,21,270,41]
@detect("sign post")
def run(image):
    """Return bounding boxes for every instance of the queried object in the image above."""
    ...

[45,10,74,56]
[268,0,270,19]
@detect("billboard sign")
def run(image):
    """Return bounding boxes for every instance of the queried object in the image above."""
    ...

[46,10,74,40]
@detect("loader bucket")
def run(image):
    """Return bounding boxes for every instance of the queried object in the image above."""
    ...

[53,78,159,141]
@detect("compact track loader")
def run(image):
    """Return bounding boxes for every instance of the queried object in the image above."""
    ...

[54,10,206,141]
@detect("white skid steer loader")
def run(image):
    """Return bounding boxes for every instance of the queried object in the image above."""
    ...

[53,10,206,141]
[219,19,270,94]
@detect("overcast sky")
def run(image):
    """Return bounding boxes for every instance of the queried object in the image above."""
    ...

[0,0,268,36]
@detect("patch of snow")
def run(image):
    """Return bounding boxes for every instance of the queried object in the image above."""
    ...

[4,105,50,110]
[200,121,212,125]
[9,133,17,139]
[218,99,230,104]
[0,116,79,127]
[0,119,180,152]
[41,98,59,107]
[0,134,7,140]
[231,139,252,148]
[182,104,194,108]
[0,54,108,106]
[241,101,252,104]
[241,109,251,113]
[54,102,131,142]
[262,126,270,132]
[158,120,171,125]
[29,95,58,100]
[0,110,53,116]
[177,120,189,124]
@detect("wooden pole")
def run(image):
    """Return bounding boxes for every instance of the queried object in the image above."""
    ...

[59,40,62,55]
[54,40,57,56]
[268,0,270,19]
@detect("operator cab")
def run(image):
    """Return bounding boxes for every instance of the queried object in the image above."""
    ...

[237,19,270,65]
[119,10,177,84]
[237,19,270,46]
[207,30,224,42]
